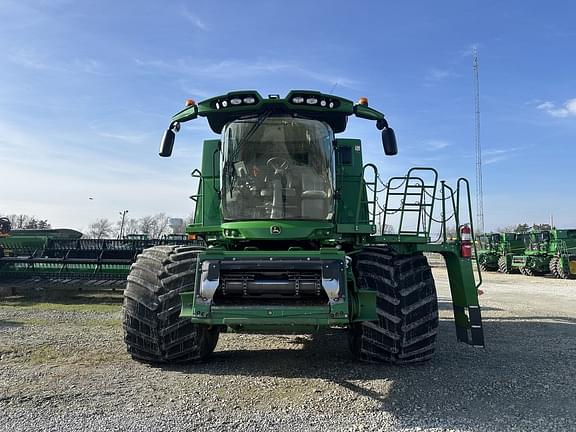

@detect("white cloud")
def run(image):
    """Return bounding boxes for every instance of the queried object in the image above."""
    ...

[181,8,209,31]
[72,58,110,76]
[425,139,451,150]
[95,131,151,143]
[8,48,58,71]
[483,146,526,165]
[7,48,110,76]
[425,68,458,83]
[133,57,359,89]
[537,98,576,118]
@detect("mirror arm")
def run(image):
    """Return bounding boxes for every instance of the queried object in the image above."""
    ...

[172,105,199,124]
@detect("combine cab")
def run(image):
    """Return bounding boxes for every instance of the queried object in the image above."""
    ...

[121,90,485,365]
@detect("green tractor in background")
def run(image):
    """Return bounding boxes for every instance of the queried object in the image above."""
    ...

[122,90,484,365]
[548,229,576,279]
[512,229,576,279]
[477,232,528,273]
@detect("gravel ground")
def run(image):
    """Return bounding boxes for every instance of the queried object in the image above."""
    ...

[1,269,575,432]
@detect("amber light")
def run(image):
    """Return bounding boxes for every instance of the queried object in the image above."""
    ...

[187,234,197,240]
[185,99,196,107]
[357,97,369,106]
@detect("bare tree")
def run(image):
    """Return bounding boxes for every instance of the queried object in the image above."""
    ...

[87,218,114,239]
[2,214,51,229]
[494,225,517,233]
[169,218,186,234]
[115,217,140,238]
[138,213,170,238]
[124,218,140,235]
[533,223,552,231]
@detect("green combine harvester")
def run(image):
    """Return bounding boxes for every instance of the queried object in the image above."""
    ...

[512,229,576,279]
[121,90,484,365]
[477,232,528,273]
[0,217,199,287]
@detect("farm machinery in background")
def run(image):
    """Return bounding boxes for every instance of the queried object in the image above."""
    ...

[121,90,485,365]
[0,217,198,287]
[511,229,576,279]
[477,232,528,273]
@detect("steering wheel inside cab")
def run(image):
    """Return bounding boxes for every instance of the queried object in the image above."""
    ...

[266,157,290,175]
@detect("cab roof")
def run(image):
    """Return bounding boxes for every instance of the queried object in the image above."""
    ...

[170,90,386,134]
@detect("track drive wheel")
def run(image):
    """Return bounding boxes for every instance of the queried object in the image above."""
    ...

[349,247,438,364]
[122,245,220,364]
[497,256,512,274]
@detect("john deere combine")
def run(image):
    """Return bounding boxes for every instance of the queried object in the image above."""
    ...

[512,229,576,279]
[477,232,528,273]
[121,90,484,365]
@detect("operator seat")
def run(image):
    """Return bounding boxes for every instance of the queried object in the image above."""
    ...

[300,172,328,219]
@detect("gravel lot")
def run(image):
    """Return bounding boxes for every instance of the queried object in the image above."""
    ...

[1,268,575,432]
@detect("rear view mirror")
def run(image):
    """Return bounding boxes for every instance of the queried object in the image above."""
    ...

[382,128,398,155]
[160,122,181,157]
[159,129,175,157]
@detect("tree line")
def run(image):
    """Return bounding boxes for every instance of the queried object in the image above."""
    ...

[86,213,190,239]
[1,214,51,229]
[1,213,191,239]
[493,223,553,233]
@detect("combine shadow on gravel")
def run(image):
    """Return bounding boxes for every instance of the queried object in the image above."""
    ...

[165,317,576,431]
[437,297,504,312]
[0,291,123,307]
[0,319,23,328]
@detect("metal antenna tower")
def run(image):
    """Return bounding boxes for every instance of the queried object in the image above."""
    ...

[473,48,484,233]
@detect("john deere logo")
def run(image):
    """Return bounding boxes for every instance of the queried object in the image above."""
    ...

[270,225,282,235]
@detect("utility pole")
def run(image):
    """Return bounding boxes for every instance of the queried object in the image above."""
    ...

[473,48,484,234]
[119,210,129,239]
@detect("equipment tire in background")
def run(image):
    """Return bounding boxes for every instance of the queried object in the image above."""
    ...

[497,256,513,274]
[349,246,438,364]
[551,255,576,280]
[0,217,11,235]
[549,256,561,279]
[122,245,219,363]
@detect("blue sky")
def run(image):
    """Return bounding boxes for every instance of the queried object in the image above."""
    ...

[1,0,575,232]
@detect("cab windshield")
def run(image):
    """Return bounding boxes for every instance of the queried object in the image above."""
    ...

[221,115,335,221]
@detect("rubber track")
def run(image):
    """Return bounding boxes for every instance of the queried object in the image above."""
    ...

[353,247,438,364]
[122,245,218,363]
